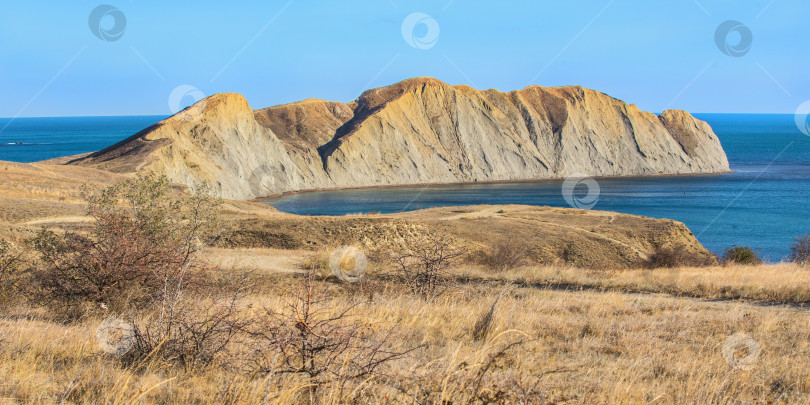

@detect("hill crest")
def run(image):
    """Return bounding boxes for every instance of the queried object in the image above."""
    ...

[70,77,730,200]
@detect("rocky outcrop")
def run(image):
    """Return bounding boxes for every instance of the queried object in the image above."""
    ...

[70,77,730,200]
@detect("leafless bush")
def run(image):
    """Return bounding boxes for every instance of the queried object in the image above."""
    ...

[788,235,810,265]
[31,174,220,313]
[385,230,467,298]
[472,240,529,271]
[643,246,714,269]
[247,273,419,395]
[299,251,330,278]
[0,239,26,308]
[126,269,252,371]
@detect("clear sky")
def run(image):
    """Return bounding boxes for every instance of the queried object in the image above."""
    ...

[1,0,808,117]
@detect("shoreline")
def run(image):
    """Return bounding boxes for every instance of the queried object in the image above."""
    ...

[252,170,736,202]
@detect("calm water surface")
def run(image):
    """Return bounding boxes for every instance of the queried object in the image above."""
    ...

[0,116,167,162]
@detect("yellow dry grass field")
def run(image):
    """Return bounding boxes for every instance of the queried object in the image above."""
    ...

[1,161,809,404]
[1,259,808,404]
[464,262,810,306]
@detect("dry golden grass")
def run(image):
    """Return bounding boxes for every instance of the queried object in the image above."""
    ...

[461,262,810,306]
[214,204,716,269]
[0,160,281,228]
[1,261,808,404]
[0,161,123,194]
[200,247,311,274]
[5,159,807,402]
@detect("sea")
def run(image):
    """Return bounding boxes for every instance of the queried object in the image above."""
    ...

[1,114,808,262]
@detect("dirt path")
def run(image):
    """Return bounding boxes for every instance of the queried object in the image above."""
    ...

[201,248,308,274]
[494,278,810,313]
[24,216,94,226]
[441,206,504,220]
[509,214,650,259]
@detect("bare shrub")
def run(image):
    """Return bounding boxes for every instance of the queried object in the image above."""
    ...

[722,246,763,266]
[644,246,714,269]
[0,239,26,307]
[385,230,467,298]
[788,235,810,265]
[126,270,252,371]
[31,174,220,313]
[299,251,331,278]
[472,240,529,272]
[247,273,418,393]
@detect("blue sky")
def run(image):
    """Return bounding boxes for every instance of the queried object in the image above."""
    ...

[0,0,807,117]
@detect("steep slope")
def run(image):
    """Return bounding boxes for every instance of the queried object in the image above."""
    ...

[70,77,729,200]
[254,98,355,151]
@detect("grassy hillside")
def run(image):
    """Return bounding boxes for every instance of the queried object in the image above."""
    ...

[0,163,807,403]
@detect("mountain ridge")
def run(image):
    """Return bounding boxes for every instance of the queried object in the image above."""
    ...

[69,77,730,200]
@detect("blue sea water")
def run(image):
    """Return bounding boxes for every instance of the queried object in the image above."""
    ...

[264,114,810,261]
[0,114,807,261]
[0,116,167,163]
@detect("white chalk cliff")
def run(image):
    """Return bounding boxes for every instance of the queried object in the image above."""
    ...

[71,77,730,200]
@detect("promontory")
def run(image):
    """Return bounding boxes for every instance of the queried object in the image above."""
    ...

[68,77,730,199]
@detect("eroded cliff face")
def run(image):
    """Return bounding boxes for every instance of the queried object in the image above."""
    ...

[71,77,729,200]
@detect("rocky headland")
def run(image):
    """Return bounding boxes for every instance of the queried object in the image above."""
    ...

[67,77,730,200]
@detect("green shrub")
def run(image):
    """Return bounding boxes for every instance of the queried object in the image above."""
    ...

[721,246,762,266]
